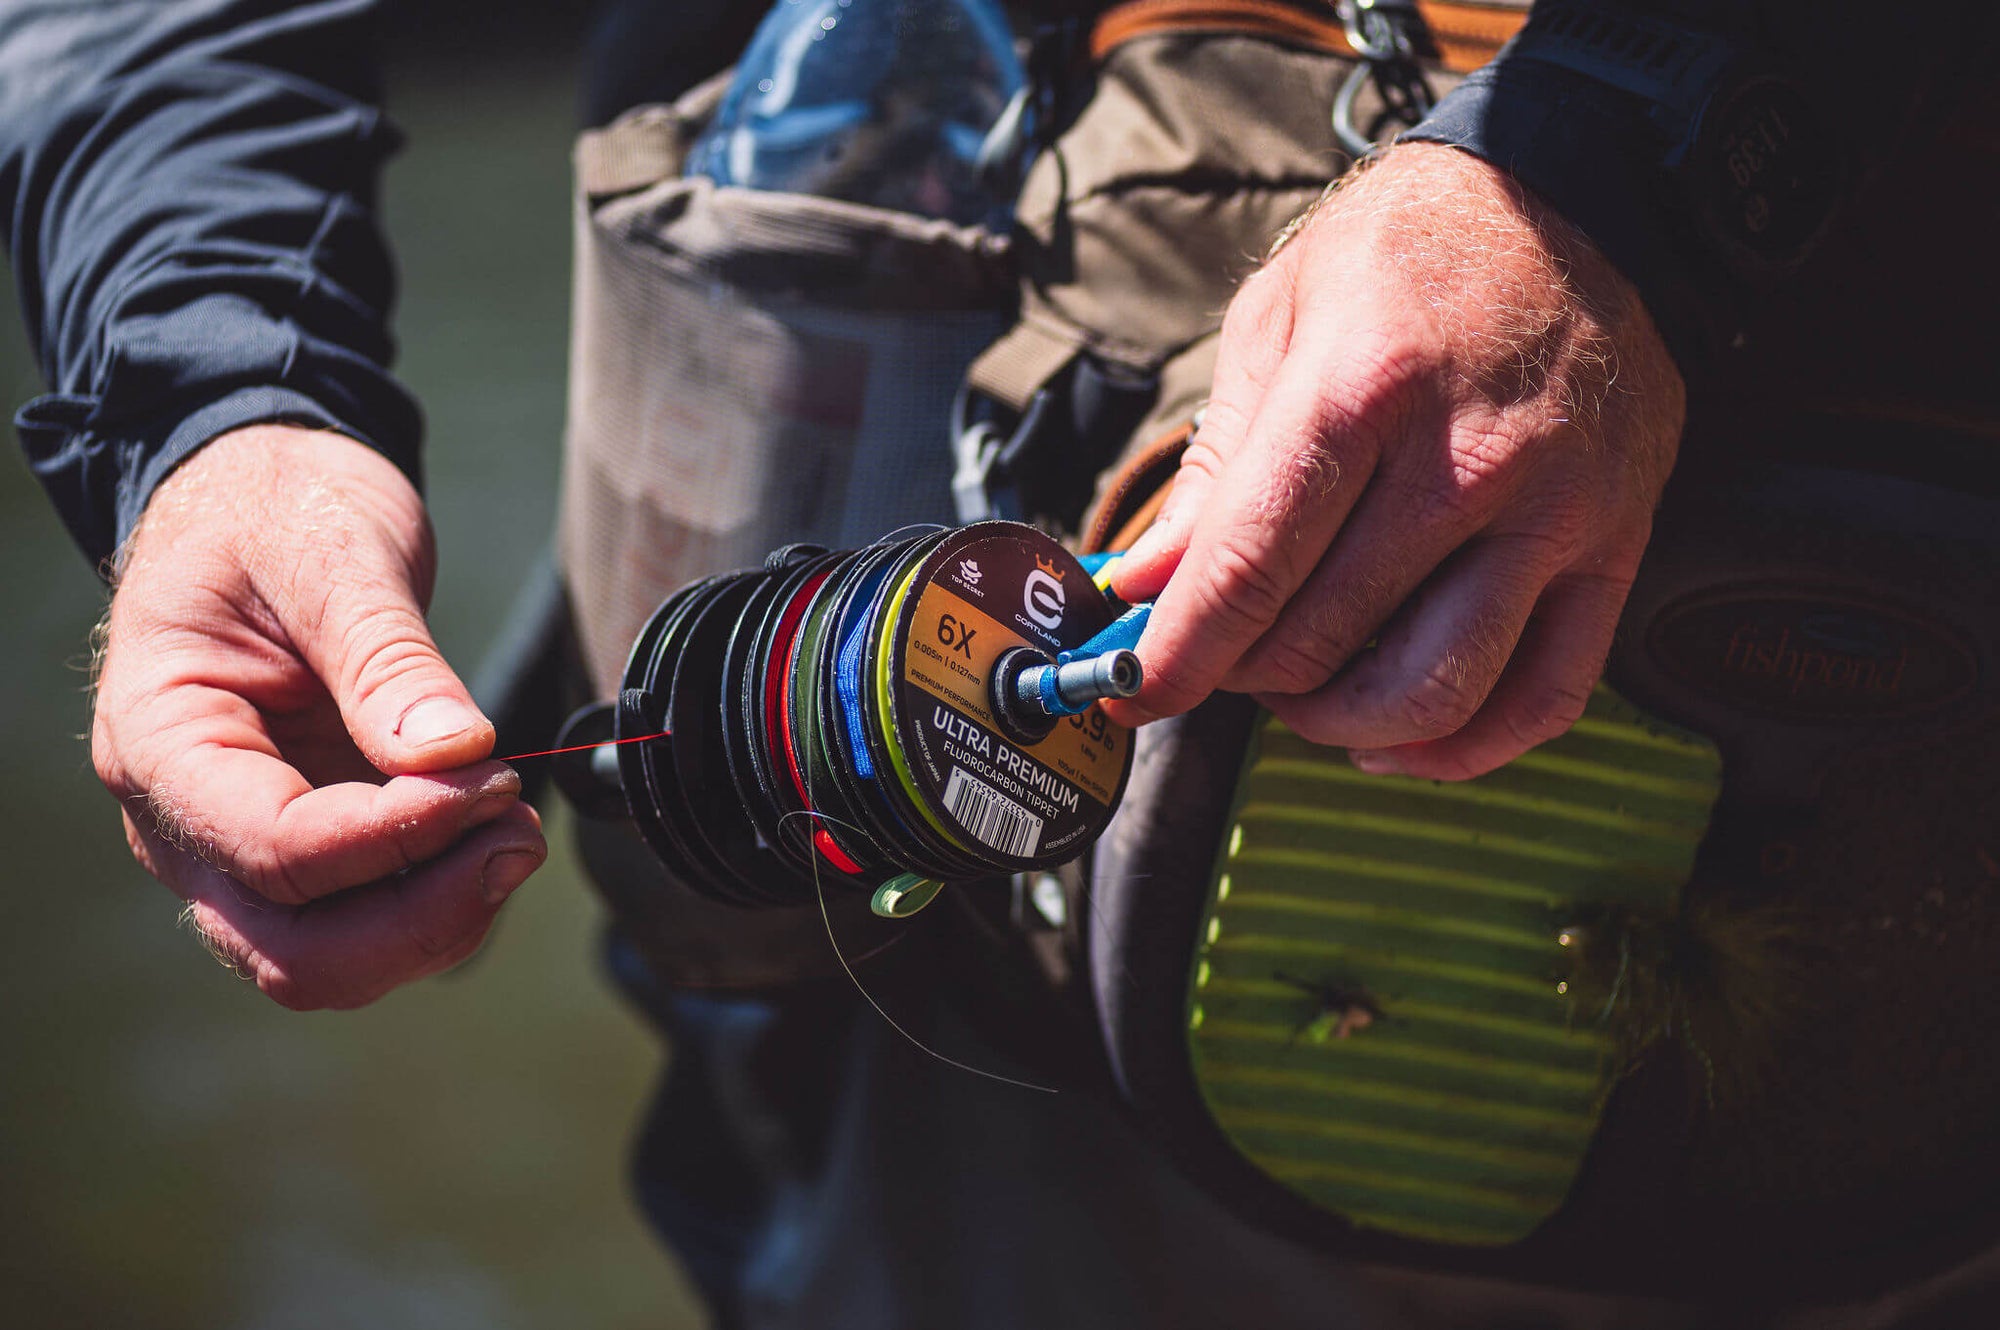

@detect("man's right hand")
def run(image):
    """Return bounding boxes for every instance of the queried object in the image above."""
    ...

[1108,145,1685,779]
[92,425,546,1010]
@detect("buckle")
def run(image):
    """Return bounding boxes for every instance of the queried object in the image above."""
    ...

[1334,0,1440,155]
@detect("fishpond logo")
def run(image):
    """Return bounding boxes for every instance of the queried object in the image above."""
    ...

[1647,588,1976,721]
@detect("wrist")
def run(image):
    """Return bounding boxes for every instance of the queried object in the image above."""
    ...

[1290,140,1683,477]
[1318,142,1670,378]
[1399,9,1845,382]
[124,425,432,591]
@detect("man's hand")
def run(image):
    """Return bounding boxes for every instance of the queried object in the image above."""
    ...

[1108,144,1686,779]
[93,425,546,1009]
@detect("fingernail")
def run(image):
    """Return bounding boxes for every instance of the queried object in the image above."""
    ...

[1349,749,1405,776]
[398,697,478,750]
[469,791,517,824]
[481,849,541,905]
[468,768,523,817]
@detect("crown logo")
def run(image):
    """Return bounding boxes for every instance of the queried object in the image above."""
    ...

[1034,554,1065,582]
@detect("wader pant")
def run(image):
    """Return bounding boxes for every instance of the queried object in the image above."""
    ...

[613,937,2000,1330]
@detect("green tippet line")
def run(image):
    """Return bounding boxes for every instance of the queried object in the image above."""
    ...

[873,558,969,852]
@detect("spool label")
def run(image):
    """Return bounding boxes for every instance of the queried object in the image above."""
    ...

[896,533,1131,863]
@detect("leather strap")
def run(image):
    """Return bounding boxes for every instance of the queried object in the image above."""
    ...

[1079,421,1195,554]
[1091,0,1529,74]
[1418,0,1534,72]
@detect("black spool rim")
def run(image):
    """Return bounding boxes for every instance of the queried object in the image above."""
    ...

[668,573,815,907]
[619,578,742,902]
[649,574,772,906]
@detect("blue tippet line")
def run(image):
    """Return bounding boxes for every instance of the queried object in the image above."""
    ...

[833,563,896,780]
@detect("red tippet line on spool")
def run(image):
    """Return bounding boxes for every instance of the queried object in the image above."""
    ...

[767,571,865,876]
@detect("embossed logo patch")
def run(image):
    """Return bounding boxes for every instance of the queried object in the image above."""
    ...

[1647,590,1977,721]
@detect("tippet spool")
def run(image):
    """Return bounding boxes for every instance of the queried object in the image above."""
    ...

[553,522,1140,917]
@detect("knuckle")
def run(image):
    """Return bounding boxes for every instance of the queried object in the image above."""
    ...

[1267,442,1346,519]
[406,914,466,962]
[1503,681,1592,750]
[1242,631,1341,696]
[141,785,202,860]
[252,945,365,1012]
[122,815,151,865]
[91,731,125,793]
[1410,477,1484,534]
[1503,523,1587,577]
[1186,408,1244,471]
[1409,441,1517,532]
[1137,658,1207,719]
[1222,266,1295,347]
[1332,331,1433,428]
[1176,430,1233,489]
[339,612,438,700]
[232,842,311,907]
[1195,533,1297,634]
[1398,658,1485,737]
[175,904,321,1011]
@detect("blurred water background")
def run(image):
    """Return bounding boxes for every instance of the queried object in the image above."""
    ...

[0,9,706,1327]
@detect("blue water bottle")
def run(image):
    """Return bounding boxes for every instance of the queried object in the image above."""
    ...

[687,0,1025,226]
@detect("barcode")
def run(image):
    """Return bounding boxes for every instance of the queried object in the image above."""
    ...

[943,767,1044,858]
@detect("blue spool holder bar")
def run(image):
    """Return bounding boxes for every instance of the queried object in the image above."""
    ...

[1012,603,1153,719]
[1061,601,1150,664]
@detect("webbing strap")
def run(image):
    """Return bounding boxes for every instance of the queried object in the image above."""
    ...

[965,315,1087,414]
[575,75,733,199]
[1090,0,1529,74]
[576,111,684,198]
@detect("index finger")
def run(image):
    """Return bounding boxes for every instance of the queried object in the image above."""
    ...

[112,682,521,906]
[1112,262,1299,603]
[1122,329,1410,720]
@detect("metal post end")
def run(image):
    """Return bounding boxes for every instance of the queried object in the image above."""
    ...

[1063,648,1142,706]
[1014,647,1145,718]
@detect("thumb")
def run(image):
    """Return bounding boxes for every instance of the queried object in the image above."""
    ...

[315,572,495,775]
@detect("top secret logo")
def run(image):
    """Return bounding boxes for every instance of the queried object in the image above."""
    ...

[1647,589,1976,721]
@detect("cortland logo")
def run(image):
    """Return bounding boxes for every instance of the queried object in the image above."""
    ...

[1647,588,1977,721]
[958,558,982,587]
[1024,554,1067,630]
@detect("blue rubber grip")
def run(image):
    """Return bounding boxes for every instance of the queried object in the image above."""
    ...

[1058,603,1151,666]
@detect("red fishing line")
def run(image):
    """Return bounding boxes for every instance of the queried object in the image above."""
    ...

[498,731,671,762]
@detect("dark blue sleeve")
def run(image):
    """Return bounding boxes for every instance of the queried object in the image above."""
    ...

[1400,0,2000,379]
[0,0,421,572]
